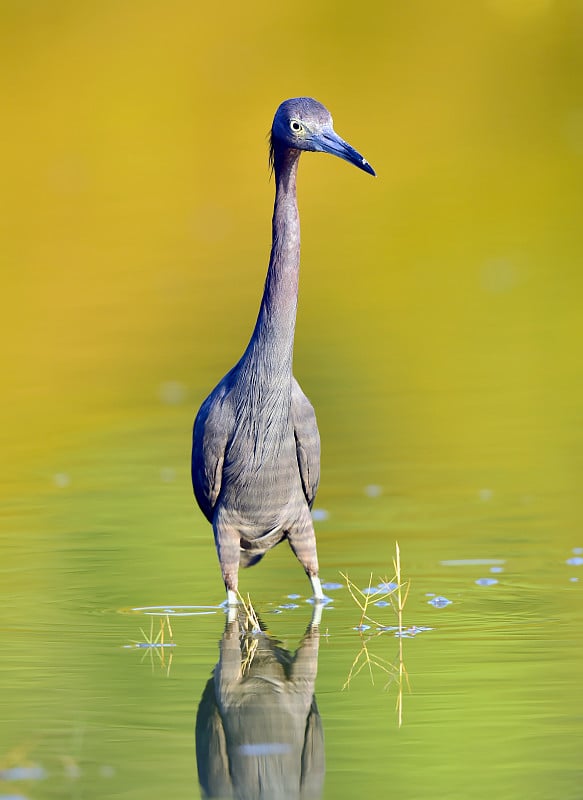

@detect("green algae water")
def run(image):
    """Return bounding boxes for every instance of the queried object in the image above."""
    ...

[1,2,582,798]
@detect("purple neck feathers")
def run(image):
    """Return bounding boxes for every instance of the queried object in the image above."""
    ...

[244,148,301,379]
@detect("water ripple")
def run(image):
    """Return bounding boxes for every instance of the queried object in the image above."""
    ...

[428,596,452,608]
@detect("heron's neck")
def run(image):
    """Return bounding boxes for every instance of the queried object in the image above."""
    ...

[246,148,301,377]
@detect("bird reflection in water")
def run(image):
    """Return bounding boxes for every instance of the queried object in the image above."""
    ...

[195,606,324,799]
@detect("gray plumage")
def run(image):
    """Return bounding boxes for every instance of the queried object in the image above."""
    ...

[192,98,375,606]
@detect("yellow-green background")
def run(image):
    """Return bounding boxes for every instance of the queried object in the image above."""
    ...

[1,1,582,798]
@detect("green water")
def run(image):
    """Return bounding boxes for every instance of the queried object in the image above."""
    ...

[2,1,583,798]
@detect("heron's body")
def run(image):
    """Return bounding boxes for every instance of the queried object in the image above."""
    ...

[192,99,374,606]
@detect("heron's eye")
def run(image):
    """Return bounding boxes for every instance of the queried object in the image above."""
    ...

[289,120,303,133]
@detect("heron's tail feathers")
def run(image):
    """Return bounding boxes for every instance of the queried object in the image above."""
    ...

[239,528,286,568]
[239,549,265,569]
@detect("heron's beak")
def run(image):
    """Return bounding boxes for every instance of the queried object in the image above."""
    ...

[315,128,376,176]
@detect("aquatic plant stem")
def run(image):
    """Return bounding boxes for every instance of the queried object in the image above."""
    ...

[341,542,411,727]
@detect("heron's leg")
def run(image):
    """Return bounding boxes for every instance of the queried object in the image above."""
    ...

[213,515,240,610]
[287,509,325,602]
[310,601,324,626]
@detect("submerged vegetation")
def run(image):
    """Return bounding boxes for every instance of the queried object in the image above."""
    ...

[341,542,411,727]
[236,591,262,634]
[130,614,175,676]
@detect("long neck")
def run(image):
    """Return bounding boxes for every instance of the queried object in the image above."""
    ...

[244,148,301,377]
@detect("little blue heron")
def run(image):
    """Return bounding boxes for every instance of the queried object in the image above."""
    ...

[192,97,375,608]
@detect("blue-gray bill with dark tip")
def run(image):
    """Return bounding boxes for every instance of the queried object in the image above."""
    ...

[315,129,376,176]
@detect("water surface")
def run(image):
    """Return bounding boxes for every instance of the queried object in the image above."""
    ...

[2,2,583,798]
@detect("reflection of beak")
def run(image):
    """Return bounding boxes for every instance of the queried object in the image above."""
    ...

[315,128,376,176]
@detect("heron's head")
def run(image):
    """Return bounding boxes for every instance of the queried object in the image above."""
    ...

[270,97,375,176]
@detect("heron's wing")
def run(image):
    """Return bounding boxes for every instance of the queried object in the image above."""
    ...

[192,386,231,522]
[291,378,320,508]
